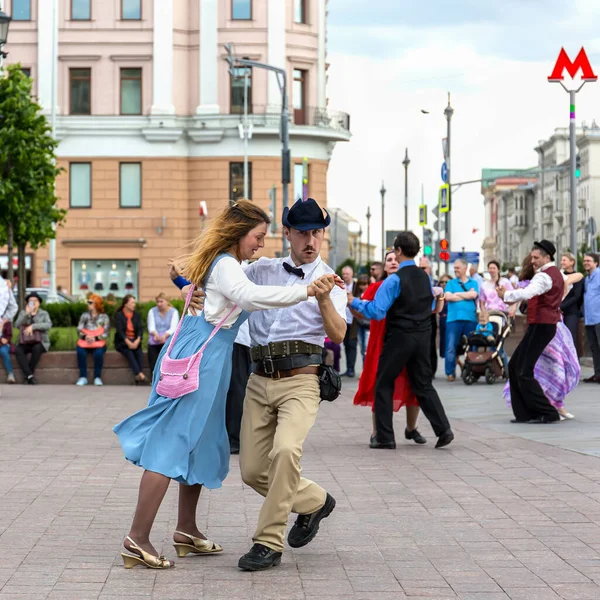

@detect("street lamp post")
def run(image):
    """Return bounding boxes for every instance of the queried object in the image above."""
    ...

[444,92,454,274]
[0,5,10,68]
[358,226,363,270]
[402,148,410,230]
[380,181,386,261]
[225,44,290,255]
[366,206,371,264]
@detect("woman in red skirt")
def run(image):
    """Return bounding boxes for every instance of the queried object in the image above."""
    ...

[353,251,426,445]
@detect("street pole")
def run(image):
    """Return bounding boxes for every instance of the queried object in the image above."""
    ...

[366,206,371,264]
[225,44,290,255]
[358,226,363,270]
[332,209,339,271]
[444,92,454,274]
[242,67,249,199]
[47,0,58,302]
[402,148,410,230]
[569,90,578,255]
[380,181,386,261]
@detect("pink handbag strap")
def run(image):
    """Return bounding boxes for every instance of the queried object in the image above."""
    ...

[161,284,238,370]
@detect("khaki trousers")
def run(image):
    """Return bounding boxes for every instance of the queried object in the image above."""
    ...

[239,373,327,552]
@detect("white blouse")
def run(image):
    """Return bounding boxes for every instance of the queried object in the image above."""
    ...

[202,255,308,328]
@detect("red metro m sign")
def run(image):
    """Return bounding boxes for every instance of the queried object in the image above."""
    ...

[548,47,597,84]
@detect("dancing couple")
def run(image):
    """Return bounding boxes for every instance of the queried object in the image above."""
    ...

[114,198,347,571]
[349,231,454,450]
[498,240,581,424]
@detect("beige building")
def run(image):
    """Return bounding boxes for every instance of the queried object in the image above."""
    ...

[1,0,350,299]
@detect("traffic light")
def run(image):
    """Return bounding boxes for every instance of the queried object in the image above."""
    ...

[439,238,450,261]
[423,228,433,256]
[576,153,581,178]
[419,204,427,227]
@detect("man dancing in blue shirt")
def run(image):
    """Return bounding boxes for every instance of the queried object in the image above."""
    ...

[350,231,454,449]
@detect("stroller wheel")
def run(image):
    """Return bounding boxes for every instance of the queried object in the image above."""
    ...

[485,365,496,385]
[462,365,475,386]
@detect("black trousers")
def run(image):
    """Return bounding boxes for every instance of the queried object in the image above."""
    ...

[586,324,600,377]
[374,327,451,443]
[343,326,358,374]
[15,343,46,378]
[226,343,252,449]
[430,314,438,375]
[117,345,144,376]
[147,343,165,374]
[563,314,579,349]
[509,324,560,422]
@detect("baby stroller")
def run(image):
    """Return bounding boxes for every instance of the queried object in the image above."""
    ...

[461,310,511,385]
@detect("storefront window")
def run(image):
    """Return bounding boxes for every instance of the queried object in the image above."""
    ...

[71,259,139,300]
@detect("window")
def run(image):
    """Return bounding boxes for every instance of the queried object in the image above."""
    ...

[120,68,142,115]
[294,0,306,23]
[21,68,31,78]
[70,163,92,208]
[230,65,252,114]
[72,259,139,297]
[72,0,91,20]
[120,163,142,208]
[229,162,252,202]
[11,0,30,20]
[293,69,307,124]
[122,0,141,19]
[232,0,251,19]
[70,68,91,115]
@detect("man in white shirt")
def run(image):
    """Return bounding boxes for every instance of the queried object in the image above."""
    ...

[237,198,347,571]
[341,265,357,377]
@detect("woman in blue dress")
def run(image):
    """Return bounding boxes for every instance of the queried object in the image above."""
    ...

[114,200,332,569]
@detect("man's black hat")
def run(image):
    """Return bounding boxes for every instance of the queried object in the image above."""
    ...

[282,198,331,231]
[533,239,556,260]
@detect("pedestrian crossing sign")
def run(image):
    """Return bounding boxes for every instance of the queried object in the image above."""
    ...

[419,204,427,226]
[439,184,451,213]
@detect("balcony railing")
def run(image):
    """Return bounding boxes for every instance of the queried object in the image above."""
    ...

[233,104,351,133]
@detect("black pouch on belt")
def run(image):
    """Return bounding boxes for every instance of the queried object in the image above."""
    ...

[318,365,342,402]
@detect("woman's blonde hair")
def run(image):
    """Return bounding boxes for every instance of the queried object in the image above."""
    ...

[155,292,170,304]
[561,251,576,265]
[183,199,270,286]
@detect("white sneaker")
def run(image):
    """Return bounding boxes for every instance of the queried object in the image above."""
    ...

[7,373,15,384]
[76,377,88,386]
[94,377,103,386]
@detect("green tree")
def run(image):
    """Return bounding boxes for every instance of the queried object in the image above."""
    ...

[0,64,66,308]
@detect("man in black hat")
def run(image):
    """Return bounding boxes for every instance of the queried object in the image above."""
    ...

[175,198,347,571]
[497,240,564,423]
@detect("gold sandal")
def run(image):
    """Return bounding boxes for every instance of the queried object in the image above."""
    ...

[121,536,174,569]
[173,531,223,557]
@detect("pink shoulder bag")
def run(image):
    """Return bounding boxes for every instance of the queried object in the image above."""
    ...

[156,285,237,399]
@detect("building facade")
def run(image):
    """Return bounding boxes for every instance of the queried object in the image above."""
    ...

[1,0,350,299]
[483,126,600,266]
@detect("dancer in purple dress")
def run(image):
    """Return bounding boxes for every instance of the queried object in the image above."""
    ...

[503,255,582,419]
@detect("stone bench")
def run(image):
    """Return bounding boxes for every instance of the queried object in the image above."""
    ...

[3,351,152,385]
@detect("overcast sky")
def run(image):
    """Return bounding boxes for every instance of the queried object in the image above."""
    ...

[325,0,600,258]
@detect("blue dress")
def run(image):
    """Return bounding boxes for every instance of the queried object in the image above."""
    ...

[113,255,249,488]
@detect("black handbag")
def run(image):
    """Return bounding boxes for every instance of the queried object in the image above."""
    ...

[318,365,342,402]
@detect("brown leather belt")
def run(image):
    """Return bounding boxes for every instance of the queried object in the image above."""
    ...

[254,366,319,380]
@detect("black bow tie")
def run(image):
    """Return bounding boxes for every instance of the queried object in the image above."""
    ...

[283,262,305,279]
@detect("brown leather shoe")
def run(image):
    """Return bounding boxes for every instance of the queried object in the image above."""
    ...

[447,375,456,382]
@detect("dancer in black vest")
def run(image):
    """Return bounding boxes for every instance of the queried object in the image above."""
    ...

[350,232,454,449]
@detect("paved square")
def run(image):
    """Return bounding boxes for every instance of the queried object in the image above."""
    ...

[1,377,600,599]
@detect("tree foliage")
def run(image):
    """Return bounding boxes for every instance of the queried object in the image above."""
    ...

[0,64,66,249]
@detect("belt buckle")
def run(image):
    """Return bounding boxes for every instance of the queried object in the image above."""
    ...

[263,357,281,379]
